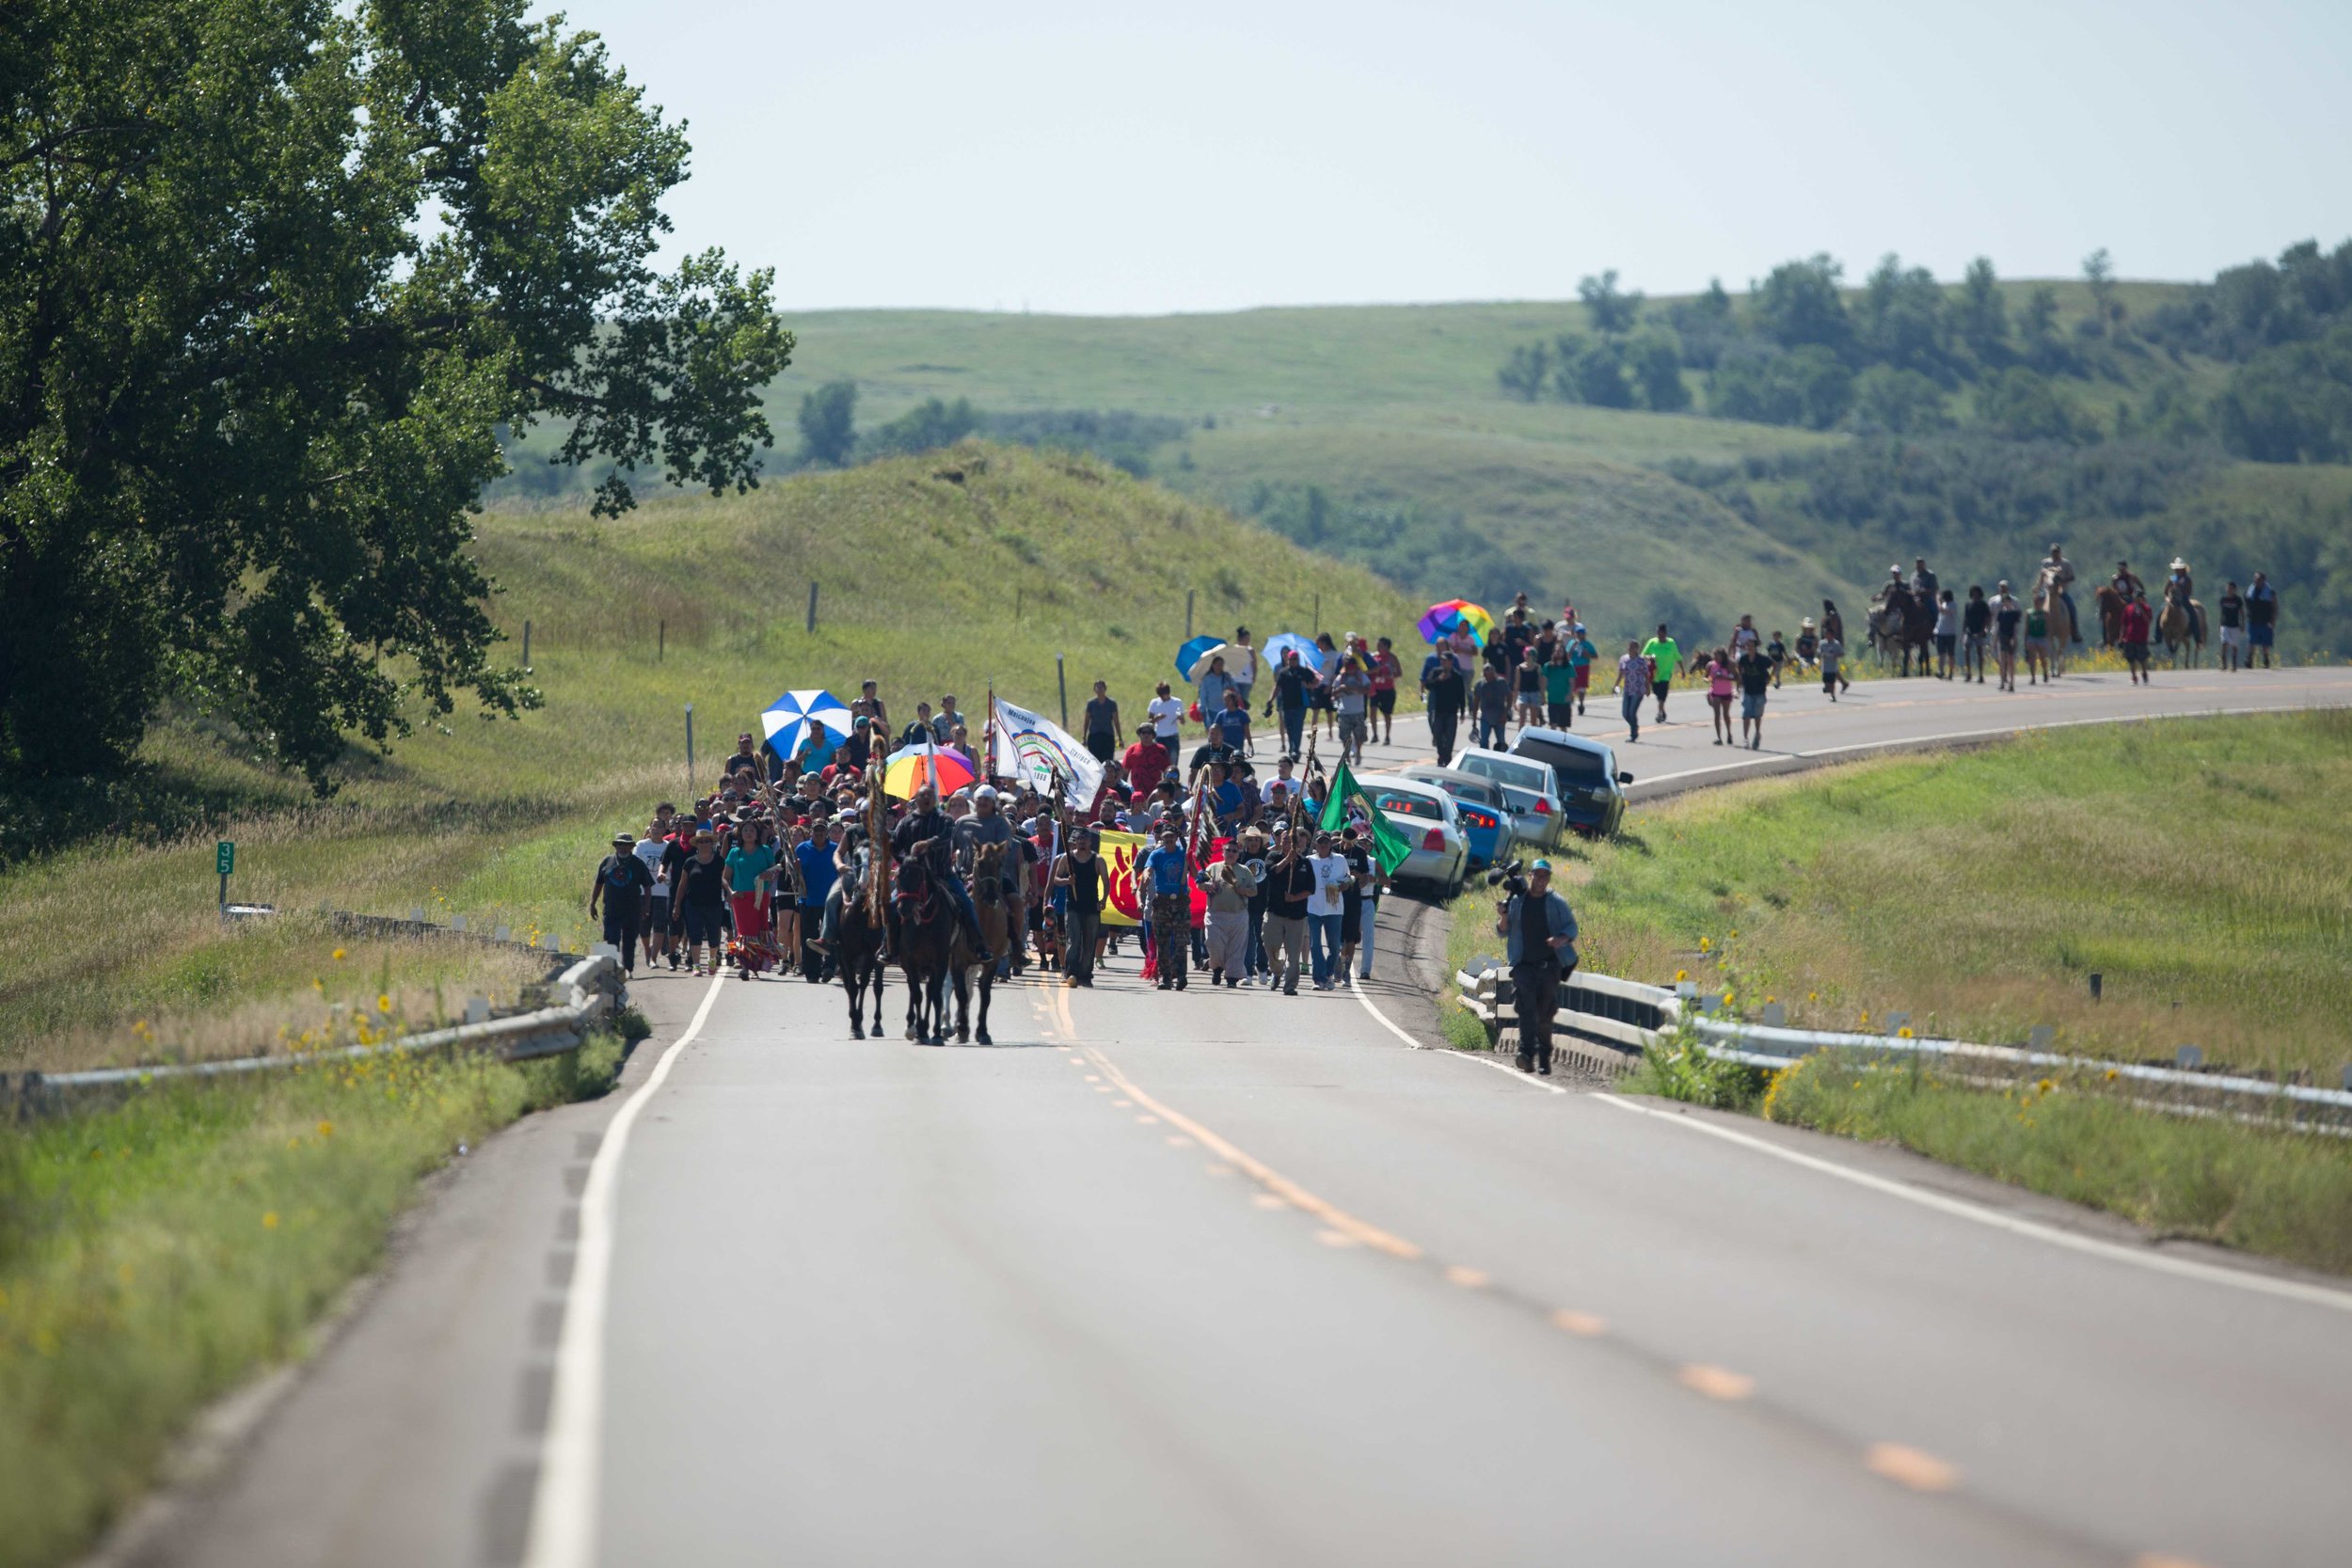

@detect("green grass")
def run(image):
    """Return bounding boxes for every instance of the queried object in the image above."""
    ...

[0,443,1422,1069]
[1545,710,2352,1076]
[0,1025,635,1568]
[1756,1052,2352,1275]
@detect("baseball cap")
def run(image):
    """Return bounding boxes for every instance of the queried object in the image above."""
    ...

[1531,858,1553,872]
[974,784,999,801]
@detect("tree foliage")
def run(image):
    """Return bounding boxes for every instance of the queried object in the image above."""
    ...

[1577,270,1644,336]
[1,0,789,785]
[797,380,861,467]
[2214,322,2352,463]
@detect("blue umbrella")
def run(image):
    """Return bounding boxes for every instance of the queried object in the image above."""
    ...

[1263,631,1319,671]
[760,688,853,767]
[1175,635,1220,681]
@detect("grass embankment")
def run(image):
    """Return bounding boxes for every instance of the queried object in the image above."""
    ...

[1,442,1421,1071]
[0,1021,641,1568]
[1446,712,2352,1274]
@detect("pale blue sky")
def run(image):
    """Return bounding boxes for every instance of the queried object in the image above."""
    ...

[551,0,2352,314]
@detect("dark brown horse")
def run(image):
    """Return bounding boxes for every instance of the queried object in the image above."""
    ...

[836,849,888,1039]
[948,842,1009,1045]
[894,842,958,1045]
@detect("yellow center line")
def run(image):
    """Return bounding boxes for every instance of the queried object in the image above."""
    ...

[1678,1364,1757,1402]
[1866,1443,1960,1493]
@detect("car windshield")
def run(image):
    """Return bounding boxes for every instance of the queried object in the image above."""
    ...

[1459,753,1549,797]
[1519,741,1610,788]
[1368,790,1441,821]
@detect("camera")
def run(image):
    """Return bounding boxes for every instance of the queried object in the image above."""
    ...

[1486,856,1528,897]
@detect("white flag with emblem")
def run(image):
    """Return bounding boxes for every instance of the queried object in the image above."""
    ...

[989,697,1104,810]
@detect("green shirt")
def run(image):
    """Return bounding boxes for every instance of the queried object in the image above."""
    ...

[1642,637,1680,680]
[724,843,778,895]
[1543,662,1575,703]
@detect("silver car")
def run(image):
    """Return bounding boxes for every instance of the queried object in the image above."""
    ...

[1453,746,1568,853]
[1354,773,1471,899]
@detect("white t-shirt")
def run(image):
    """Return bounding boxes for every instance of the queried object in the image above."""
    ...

[1147,696,1184,737]
[1306,853,1351,917]
[1228,645,1258,686]
[634,837,669,895]
[1262,774,1297,804]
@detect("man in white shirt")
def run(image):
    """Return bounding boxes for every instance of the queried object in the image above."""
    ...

[1146,680,1185,762]
[1305,831,1351,990]
[1260,755,1298,805]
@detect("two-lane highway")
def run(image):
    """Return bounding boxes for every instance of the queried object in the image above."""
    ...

[138,667,2352,1568]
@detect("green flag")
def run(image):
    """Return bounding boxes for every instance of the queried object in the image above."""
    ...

[1319,760,1415,876]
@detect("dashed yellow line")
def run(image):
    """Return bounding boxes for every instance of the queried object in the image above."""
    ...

[1677,1364,1756,1402]
[1866,1443,1960,1493]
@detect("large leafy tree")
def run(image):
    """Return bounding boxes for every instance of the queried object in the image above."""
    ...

[1,0,791,786]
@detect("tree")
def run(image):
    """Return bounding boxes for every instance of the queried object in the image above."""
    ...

[1858,254,1953,381]
[1629,332,1692,412]
[2082,247,2121,338]
[798,382,860,467]
[1708,345,1852,429]
[1578,270,1644,336]
[863,396,977,458]
[1,0,789,786]
[2215,322,2352,462]
[1850,367,1951,435]
[1955,258,2010,368]
[1975,368,2092,444]
[2018,286,2075,374]
[1750,255,1853,358]
[1497,341,1551,401]
[1666,278,1740,370]
[1552,335,1634,408]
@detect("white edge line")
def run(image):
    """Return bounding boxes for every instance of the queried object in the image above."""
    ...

[1350,975,1566,1095]
[522,973,730,1568]
[1591,1091,2352,1315]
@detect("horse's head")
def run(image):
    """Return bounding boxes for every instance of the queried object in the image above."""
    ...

[971,841,1008,907]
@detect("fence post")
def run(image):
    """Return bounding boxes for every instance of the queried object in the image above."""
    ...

[1185,589,1195,640]
[806,581,818,634]
[1312,593,1320,634]
[658,619,664,662]
[685,703,695,786]
[522,619,532,667]
[1056,654,1069,730]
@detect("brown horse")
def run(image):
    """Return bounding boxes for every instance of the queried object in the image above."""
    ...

[894,842,958,1045]
[2034,566,2074,675]
[947,843,1012,1045]
[2093,584,2126,649]
[835,852,888,1039]
[2160,598,2204,667]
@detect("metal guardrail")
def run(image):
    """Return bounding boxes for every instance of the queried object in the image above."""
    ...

[1,952,626,1120]
[1459,959,2352,1133]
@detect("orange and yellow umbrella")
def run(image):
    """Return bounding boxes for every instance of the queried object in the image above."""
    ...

[882,742,978,800]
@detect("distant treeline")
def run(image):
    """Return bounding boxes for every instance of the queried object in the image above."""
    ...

[1499,240,2352,463]
[793,382,1190,477]
[1231,483,1520,610]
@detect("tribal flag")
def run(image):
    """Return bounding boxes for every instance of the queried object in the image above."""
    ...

[989,696,1104,810]
[1318,760,1415,875]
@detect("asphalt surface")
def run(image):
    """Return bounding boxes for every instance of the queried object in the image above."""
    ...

[136,666,2352,1568]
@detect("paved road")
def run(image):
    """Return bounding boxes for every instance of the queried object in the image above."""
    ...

[138,668,2352,1568]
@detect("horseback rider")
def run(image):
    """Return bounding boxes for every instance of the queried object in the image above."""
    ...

[2164,557,2202,643]
[2042,544,2079,645]
[1910,557,1938,601]
[894,784,993,964]
[2110,559,2145,601]
[952,784,1018,966]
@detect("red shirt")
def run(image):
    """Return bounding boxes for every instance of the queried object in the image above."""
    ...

[1122,739,1170,799]
[2121,601,2153,641]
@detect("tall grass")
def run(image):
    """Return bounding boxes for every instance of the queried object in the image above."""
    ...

[1540,711,2352,1077]
[0,1028,631,1568]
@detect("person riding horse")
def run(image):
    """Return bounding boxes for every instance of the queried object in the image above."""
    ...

[892,784,993,965]
[2042,545,2080,646]
[2163,557,2203,644]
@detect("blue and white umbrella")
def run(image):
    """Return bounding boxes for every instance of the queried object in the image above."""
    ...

[1263,631,1320,672]
[760,688,854,766]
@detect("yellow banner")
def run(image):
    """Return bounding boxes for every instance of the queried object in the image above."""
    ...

[1096,829,1146,927]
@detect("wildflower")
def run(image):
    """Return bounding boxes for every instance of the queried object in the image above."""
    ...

[316,1120,333,1138]
[1764,995,1775,1005]
[262,1211,280,1230]
[1807,991,1818,1003]
[2104,1069,2119,1082]
[1699,937,1711,953]
[2036,1078,2054,1094]
[1898,1027,1914,1038]
[1675,969,1688,982]
[332,948,347,961]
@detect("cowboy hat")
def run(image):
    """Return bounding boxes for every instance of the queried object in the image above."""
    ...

[2169,557,2188,570]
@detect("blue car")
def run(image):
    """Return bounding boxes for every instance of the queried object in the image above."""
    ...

[1397,766,1511,868]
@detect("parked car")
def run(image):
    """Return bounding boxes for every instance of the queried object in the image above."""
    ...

[1509,726,1632,839]
[1454,746,1569,853]
[1355,773,1470,898]
[1393,766,1510,868]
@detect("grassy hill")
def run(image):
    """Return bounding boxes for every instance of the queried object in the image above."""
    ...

[500,271,2352,655]
[1,444,1418,1068]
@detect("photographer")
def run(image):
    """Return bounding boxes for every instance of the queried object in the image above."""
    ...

[1491,858,1578,1077]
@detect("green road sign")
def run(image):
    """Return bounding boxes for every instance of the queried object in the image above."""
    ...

[216,840,235,877]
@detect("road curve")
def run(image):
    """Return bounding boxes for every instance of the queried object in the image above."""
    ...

[135,667,2352,1568]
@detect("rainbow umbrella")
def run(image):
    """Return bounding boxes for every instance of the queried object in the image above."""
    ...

[1417,598,1495,647]
[881,741,978,800]
[1175,635,1220,680]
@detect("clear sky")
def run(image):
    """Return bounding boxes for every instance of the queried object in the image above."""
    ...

[549,0,2352,315]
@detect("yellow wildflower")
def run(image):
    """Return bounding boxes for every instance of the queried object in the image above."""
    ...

[377,993,392,1014]
[262,1212,280,1230]
[316,1120,333,1138]
[331,947,347,961]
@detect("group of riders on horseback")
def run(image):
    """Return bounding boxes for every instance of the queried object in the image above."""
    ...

[1857,546,2280,680]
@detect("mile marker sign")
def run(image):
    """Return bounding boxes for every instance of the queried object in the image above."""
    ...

[216,840,234,911]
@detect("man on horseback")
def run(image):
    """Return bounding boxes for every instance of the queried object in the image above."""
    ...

[952,784,1018,971]
[2042,544,2079,646]
[893,784,993,965]
[2164,557,2203,644]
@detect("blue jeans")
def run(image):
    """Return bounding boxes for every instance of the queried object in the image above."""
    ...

[1477,713,1507,750]
[1357,896,1376,977]
[1279,705,1305,757]
[1309,912,1343,986]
